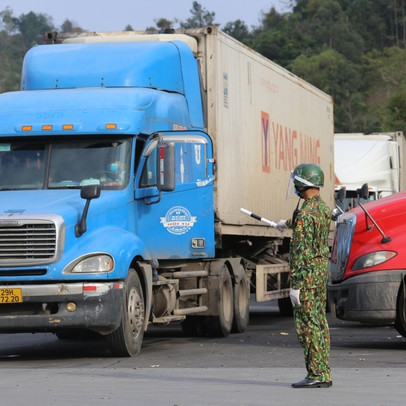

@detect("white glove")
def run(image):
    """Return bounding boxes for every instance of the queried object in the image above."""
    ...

[289,288,301,306]
[276,219,287,232]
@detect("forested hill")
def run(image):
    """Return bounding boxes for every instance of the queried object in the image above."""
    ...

[0,0,405,133]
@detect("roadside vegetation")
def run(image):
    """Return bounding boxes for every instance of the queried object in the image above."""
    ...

[1,0,405,133]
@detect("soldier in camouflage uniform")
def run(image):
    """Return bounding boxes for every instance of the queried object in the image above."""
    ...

[277,163,332,388]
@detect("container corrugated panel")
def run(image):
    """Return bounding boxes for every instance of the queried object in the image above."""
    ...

[194,28,334,237]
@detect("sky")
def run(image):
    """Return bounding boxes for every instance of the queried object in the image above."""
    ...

[0,0,292,32]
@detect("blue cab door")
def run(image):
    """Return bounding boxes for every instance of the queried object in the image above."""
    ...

[135,131,215,260]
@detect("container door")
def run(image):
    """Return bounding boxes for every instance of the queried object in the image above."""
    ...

[135,131,215,260]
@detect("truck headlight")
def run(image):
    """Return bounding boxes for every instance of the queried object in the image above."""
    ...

[70,254,114,273]
[352,251,397,271]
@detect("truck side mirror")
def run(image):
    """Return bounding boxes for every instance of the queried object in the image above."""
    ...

[156,141,175,192]
[81,184,101,200]
[332,186,346,220]
[75,184,101,237]
[357,183,369,200]
[337,186,346,203]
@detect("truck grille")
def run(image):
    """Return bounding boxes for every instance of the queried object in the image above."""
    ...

[329,212,357,282]
[0,218,62,266]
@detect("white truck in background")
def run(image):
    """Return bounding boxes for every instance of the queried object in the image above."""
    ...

[334,132,406,211]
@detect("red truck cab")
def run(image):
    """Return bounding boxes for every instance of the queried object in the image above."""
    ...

[329,186,406,337]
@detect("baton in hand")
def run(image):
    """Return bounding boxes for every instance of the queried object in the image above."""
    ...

[240,208,277,228]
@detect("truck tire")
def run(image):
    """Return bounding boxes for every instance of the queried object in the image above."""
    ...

[395,283,406,338]
[106,269,145,356]
[206,264,233,337]
[231,263,250,333]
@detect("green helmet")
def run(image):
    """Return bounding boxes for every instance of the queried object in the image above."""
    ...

[292,163,324,187]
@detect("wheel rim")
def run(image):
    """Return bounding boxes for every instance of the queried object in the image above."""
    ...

[127,286,144,338]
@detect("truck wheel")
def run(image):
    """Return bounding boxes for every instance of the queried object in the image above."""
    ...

[231,263,250,333]
[106,270,145,356]
[206,265,233,337]
[395,283,406,338]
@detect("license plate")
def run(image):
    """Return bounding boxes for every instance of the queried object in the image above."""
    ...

[0,288,23,303]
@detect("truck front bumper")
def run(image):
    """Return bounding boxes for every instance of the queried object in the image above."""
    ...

[0,282,124,334]
[328,270,405,325]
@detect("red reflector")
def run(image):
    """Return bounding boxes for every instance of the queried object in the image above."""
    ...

[114,283,122,290]
[83,285,97,291]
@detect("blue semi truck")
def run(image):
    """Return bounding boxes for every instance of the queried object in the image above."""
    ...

[0,27,334,356]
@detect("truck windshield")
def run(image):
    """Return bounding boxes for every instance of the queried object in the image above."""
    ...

[0,137,131,190]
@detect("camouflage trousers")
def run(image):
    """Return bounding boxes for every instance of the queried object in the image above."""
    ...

[293,288,332,382]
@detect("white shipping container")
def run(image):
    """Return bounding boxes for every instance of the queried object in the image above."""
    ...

[194,27,334,237]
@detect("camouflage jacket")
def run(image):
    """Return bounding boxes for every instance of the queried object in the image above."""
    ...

[286,194,331,290]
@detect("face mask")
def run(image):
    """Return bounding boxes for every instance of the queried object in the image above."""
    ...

[294,186,303,198]
[109,163,119,172]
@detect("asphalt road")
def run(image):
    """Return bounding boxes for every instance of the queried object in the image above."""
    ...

[0,300,405,405]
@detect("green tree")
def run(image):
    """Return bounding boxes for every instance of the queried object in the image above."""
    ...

[0,2,405,132]
[251,10,311,67]
[179,1,217,28]
[222,19,250,43]
[291,49,363,131]
[0,9,25,92]
[386,91,406,131]
[362,46,406,132]
[146,18,174,33]
[0,8,17,34]
[337,0,406,50]
[146,2,217,32]
[309,0,364,62]
[15,11,54,47]
[60,19,84,34]
[0,31,25,92]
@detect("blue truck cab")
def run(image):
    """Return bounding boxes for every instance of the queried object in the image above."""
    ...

[0,35,220,356]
